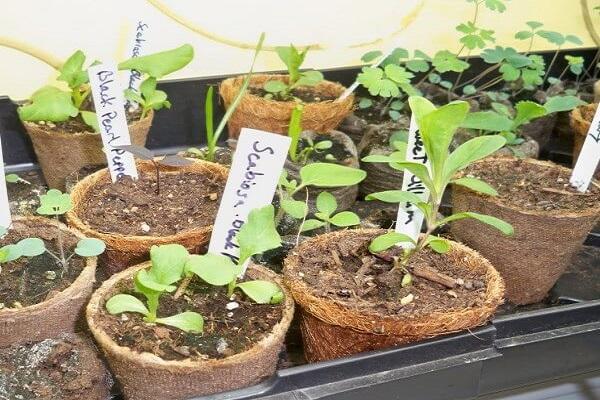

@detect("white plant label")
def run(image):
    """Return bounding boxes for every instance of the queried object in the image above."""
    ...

[88,63,139,182]
[395,114,430,246]
[570,106,600,192]
[209,128,291,273]
[0,136,11,228]
[125,19,152,108]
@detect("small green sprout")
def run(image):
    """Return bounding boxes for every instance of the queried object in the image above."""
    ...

[301,192,360,233]
[5,174,31,185]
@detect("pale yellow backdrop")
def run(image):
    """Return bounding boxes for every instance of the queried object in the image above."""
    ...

[0,0,598,100]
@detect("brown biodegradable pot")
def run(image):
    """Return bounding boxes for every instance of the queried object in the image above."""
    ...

[86,262,295,400]
[219,74,354,139]
[570,103,600,178]
[66,159,228,274]
[0,217,97,347]
[23,111,153,190]
[451,158,600,305]
[518,113,557,151]
[283,229,504,362]
[285,130,359,212]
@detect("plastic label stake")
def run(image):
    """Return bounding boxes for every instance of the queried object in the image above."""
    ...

[395,114,430,246]
[88,63,139,182]
[208,128,291,272]
[570,105,600,192]
[0,136,11,228]
[125,19,152,108]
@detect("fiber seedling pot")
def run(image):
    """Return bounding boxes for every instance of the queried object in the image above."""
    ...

[0,217,97,347]
[23,111,153,190]
[283,229,504,362]
[570,103,600,178]
[285,130,360,212]
[86,262,295,400]
[66,159,227,274]
[451,158,600,305]
[219,74,354,139]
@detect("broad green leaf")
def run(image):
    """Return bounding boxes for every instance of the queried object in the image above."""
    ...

[316,192,337,216]
[57,50,89,88]
[437,212,514,235]
[185,253,237,286]
[362,151,405,163]
[461,111,513,132]
[281,199,308,219]
[390,100,404,111]
[156,311,204,333]
[5,174,20,183]
[483,0,507,12]
[36,189,72,215]
[463,85,477,95]
[361,50,383,63]
[264,80,288,93]
[452,177,498,196]
[369,232,416,253]
[301,219,326,232]
[140,77,170,110]
[499,63,520,81]
[357,67,400,97]
[384,64,414,84]
[0,244,22,263]
[237,205,281,264]
[565,35,583,45]
[74,238,106,257]
[444,135,506,180]
[314,140,333,150]
[526,21,544,29]
[148,244,189,285]
[425,236,451,253]
[389,110,401,121]
[515,31,533,40]
[300,163,366,187]
[124,88,145,106]
[16,238,46,257]
[513,101,547,128]
[366,190,424,205]
[406,59,429,73]
[543,96,585,114]
[388,161,434,191]
[432,50,470,73]
[118,44,194,78]
[275,45,306,83]
[236,280,283,304]
[106,294,149,316]
[537,30,565,46]
[296,70,324,86]
[80,111,100,133]
[18,86,78,122]
[329,211,360,227]
[358,98,373,109]
[136,269,177,293]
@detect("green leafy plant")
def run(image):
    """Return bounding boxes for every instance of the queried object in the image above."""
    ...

[262,44,324,101]
[301,192,360,233]
[114,145,194,195]
[5,174,30,185]
[363,96,513,282]
[285,105,334,164]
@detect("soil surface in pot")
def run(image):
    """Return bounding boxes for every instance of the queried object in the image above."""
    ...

[296,135,354,164]
[0,228,85,309]
[293,231,489,316]
[97,275,284,361]
[26,106,142,134]
[248,86,337,103]
[77,171,223,236]
[7,171,47,216]
[462,159,600,212]
[0,333,110,400]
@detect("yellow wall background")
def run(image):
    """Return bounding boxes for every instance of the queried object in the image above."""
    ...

[0,0,598,100]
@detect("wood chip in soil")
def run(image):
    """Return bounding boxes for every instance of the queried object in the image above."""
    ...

[77,171,223,236]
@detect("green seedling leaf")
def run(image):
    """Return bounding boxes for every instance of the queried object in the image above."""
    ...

[18,86,79,122]
[80,111,100,133]
[389,110,401,121]
[329,211,360,227]
[316,192,337,216]
[438,212,514,235]
[444,135,507,180]
[537,30,565,46]
[362,151,405,164]
[452,177,498,196]
[275,45,307,83]
[301,219,327,232]
[369,232,416,253]
[384,64,414,84]
[462,85,477,95]
[358,98,373,109]
[406,59,429,73]
[432,50,470,73]
[296,70,324,86]
[16,238,46,257]
[281,199,308,219]
[185,253,237,286]
[390,100,404,111]
[118,44,194,79]
[74,238,106,257]
[57,50,88,89]
[491,102,511,116]
[357,67,399,97]
[156,311,204,333]
[236,280,283,304]
[565,35,583,45]
[0,244,23,263]
[543,95,585,114]
[140,77,171,110]
[462,111,513,131]
[388,161,434,190]
[264,80,288,93]
[237,205,281,264]
[314,140,333,150]
[300,163,366,187]
[148,244,189,285]
[361,50,383,63]
[428,73,442,84]
[483,0,507,12]
[106,294,149,316]
[366,190,424,205]
[37,189,72,215]
[515,31,533,40]
[499,63,520,81]
[425,236,451,253]
[5,174,22,184]
[526,21,544,29]
[136,269,177,293]
[513,101,547,127]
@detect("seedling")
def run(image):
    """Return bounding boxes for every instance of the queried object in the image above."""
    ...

[363,96,513,284]
[0,230,46,275]
[286,105,334,164]
[301,192,360,233]
[5,174,30,185]
[114,145,194,195]
[263,44,324,101]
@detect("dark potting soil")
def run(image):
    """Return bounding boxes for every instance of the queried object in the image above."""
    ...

[463,159,600,212]
[0,334,110,400]
[248,86,337,103]
[291,230,489,317]
[0,229,85,308]
[7,170,47,216]
[77,171,223,236]
[97,275,284,361]
[297,134,354,164]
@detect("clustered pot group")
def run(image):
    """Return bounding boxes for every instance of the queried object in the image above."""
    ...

[3,15,600,400]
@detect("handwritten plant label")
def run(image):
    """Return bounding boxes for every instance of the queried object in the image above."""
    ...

[0,136,11,228]
[570,105,600,192]
[125,20,151,108]
[88,63,139,182]
[395,114,430,246]
[208,128,291,271]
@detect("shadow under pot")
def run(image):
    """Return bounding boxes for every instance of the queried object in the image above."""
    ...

[0,217,97,347]
[518,113,557,153]
[66,159,228,275]
[22,110,153,190]
[283,229,504,362]
[219,74,354,139]
[451,157,600,305]
[570,103,600,179]
[86,262,294,400]
[284,130,360,212]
